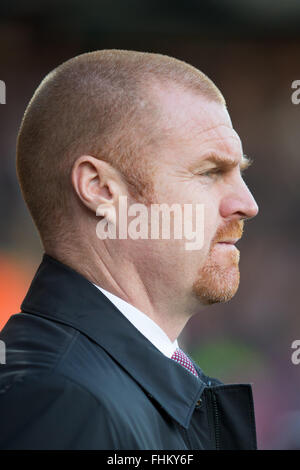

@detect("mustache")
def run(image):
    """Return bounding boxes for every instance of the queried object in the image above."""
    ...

[213,219,244,244]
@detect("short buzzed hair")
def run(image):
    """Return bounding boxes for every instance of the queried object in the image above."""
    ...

[16,49,225,244]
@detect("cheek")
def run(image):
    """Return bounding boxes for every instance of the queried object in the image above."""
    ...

[151,175,220,248]
[201,197,219,250]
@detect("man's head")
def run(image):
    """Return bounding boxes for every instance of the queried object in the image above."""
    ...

[17,50,258,321]
[17,50,224,241]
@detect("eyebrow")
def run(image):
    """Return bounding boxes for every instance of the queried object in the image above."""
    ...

[199,152,253,172]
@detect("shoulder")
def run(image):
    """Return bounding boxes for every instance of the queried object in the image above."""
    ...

[0,312,77,377]
[0,313,130,447]
[0,311,123,393]
[0,370,123,449]
[0,309,131,400]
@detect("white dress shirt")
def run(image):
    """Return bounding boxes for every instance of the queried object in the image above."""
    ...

[93,284,178,358]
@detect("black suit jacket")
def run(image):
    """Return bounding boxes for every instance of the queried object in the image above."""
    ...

[0,254,257,449]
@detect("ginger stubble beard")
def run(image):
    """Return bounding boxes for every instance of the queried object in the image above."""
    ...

[192,220,244,305]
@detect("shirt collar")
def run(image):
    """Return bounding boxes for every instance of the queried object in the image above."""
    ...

[94,285,178,358]
[21,254,207,429]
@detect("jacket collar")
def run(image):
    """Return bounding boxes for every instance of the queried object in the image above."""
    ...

[21,254,207,429]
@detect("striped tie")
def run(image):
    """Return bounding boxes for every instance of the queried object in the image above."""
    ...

[171,348,198,378]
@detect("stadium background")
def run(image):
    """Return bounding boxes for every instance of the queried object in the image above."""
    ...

[0,0,300,449]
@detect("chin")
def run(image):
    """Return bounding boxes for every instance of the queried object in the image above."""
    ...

[192,265,240,305]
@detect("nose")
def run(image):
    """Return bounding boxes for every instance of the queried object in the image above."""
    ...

[219,177,259,221]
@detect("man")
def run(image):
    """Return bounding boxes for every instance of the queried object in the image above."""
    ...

[0,50,258,449]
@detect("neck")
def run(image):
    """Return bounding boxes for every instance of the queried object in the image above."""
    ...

[44,239,193,343]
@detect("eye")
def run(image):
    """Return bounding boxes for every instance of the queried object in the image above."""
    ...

[201,168,222,178]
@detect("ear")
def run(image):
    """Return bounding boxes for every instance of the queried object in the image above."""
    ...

[71,155,119,223]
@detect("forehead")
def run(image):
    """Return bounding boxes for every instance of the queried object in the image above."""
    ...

[155,86,243,165]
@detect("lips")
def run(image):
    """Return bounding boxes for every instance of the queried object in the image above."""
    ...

[217,238,240,245]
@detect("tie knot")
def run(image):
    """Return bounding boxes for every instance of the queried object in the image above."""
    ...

[171,348,198,378]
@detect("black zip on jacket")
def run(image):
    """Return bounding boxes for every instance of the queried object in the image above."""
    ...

[0,254,257,450]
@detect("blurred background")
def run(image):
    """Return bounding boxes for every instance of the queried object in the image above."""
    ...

[0,0,300,449]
